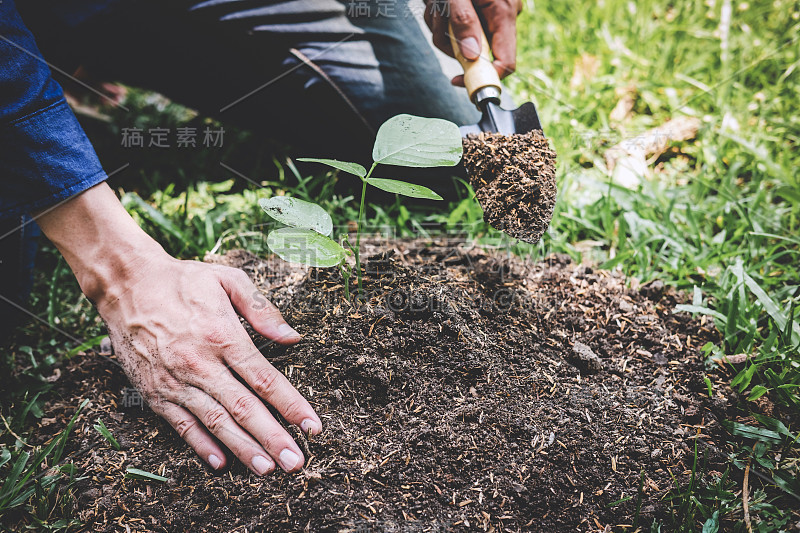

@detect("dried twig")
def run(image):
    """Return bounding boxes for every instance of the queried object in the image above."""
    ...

[0,412,32,447]
[743,446,753,533]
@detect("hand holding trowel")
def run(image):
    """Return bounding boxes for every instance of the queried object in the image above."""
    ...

[445,16,558,244]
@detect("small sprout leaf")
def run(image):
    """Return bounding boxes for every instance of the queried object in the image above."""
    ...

[0,447,11,469]
[674,304,727,323]
[366,178,443,200]
[125,467,168,483]
[259,197,333,236]
[67,334,108,358]
[372,114,463,167]
[721,420,781,442]
[702,511,719,533]
[267,228,346,268]
[297,158,367,178]
[93,418,121,450]
[746,384,769,401]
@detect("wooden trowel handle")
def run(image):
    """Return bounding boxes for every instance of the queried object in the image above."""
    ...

[448,22,502,105]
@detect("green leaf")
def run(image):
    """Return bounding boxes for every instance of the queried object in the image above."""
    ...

[742,271,800,345]
[703,375,713,397]
[53,399,89,464]
[773,468,800,499]
[724,289,740,343]
[674,304,727,322]
[6,486,36,510]
[763,368,800,408]
[751,413,799,440]
[67,335,109,358]
[93,418,121,451]
[259,197,333,236]
[120,193,202,256]
[702,511,719,533]
[372,114,463,167]
[721,420,781,443]
[296,158,367,178]
[0,448,10,469]
[606,495,634,507]
[267,228,346,268]
[731,363,758,392]
[125,467,168,483]
[0,451,29,500]
[366,178,443,200]
[747,385,769,401]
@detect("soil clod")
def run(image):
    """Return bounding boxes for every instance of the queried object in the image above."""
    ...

[463,131,557,244]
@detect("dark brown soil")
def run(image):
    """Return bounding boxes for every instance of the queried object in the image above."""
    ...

[27,240,731,532]
[463,131,558,244]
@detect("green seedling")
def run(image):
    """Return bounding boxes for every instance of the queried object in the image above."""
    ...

[92,418,120,451]
[0,399,87,522]
[124,467,168,483]
[703,375,713,397]
[259,114,462,298]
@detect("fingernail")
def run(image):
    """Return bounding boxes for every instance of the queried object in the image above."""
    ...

[460,37,480,59]
[208,454,222,470]
[301,419,320,435]
[278,323,301,339]
[252,455,273,475]
[279,449,301,471]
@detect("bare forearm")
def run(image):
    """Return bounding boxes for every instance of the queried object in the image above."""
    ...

[34,182,166,305]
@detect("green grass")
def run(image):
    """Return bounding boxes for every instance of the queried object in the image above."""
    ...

[0,400,87,531]
[2,0,799,529]
[509,0,800,528]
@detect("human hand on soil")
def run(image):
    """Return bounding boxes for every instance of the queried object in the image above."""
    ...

[98,254,321,475]
[36,183,321,476]
[424,0,523,85]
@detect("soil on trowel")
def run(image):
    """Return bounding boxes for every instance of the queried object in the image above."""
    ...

[463,131,557,244]
[25,239,732,532]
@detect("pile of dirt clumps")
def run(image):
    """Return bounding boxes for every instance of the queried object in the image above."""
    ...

[462,131,557,244]
[30,240,730,532]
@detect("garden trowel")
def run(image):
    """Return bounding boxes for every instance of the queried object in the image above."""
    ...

[449,24,556,245]
[449,25,543,136]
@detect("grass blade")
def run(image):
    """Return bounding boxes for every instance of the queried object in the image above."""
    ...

[121,192,203,256]
[721,420,781,443]
[93,418,121,451]
[674,304,727,323]
[67,335,109,358]
[743,271,800,345]
[125,467,168,483]
[0,452,30,501]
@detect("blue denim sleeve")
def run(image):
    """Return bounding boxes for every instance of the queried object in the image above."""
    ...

[0,0,107,220]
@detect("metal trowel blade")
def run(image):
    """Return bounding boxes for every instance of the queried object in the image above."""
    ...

[459,101,543,136]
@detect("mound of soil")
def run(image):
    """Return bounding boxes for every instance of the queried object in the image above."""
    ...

[462,132,557,244]
[30,240,730,532]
